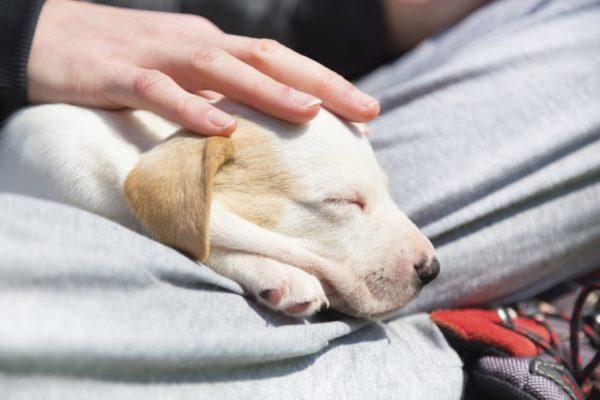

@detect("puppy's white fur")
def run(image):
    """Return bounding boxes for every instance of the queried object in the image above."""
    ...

[0,102,436,318]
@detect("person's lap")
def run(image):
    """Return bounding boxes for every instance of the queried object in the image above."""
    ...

[361,0,600,314]
[0,193,464,400]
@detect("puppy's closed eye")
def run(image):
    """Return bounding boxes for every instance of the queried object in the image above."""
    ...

[323,197,365,211]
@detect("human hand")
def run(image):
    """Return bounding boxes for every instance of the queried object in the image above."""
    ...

[28,0,380,136]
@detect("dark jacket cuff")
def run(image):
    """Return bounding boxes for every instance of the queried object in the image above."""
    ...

[0,0,46,122]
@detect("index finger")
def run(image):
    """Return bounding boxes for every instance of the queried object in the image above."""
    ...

[220,36,380,122]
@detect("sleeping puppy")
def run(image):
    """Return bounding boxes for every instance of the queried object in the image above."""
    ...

[0,100,439,318]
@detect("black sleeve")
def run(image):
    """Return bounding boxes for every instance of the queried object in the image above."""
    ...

[94,0,387,79]
[0,0,46,122]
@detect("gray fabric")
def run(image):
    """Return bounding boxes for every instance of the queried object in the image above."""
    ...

[2,0,600,399]
[0,194,462,399]
[359,0,600,314]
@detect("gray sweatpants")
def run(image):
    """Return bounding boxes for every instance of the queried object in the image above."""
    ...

[363,0,600,313]
[1,0,599,399]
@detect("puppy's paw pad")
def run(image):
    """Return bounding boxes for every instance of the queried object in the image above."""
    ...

[283,297,328,317]
[281,281,329,318]
[284,301,312,315]
[259,288,284,306]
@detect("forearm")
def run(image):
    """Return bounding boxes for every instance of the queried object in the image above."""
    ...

[0,0,46,122]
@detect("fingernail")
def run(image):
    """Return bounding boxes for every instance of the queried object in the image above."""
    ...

[355,91,379,110]
[207,110,236,130]
[290,89,322,109]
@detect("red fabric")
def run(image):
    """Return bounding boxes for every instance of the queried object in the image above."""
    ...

[431,309,551,357]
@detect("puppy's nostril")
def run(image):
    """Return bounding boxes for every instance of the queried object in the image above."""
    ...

[414,257,440,285]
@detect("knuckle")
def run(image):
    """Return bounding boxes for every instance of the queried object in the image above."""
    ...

[190,46,227,69]
[248,38,283,64]
[131,70,168,97]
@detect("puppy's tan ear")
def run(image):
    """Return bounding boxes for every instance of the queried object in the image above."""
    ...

[124,132,234,261]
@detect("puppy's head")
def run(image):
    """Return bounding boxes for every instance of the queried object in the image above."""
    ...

[125,101,438,318]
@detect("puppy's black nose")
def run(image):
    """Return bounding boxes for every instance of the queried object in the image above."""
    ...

[415,257,440,285]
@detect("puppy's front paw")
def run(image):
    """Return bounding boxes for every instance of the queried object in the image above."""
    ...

[254,259,329,317]
[208,252,328,318]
